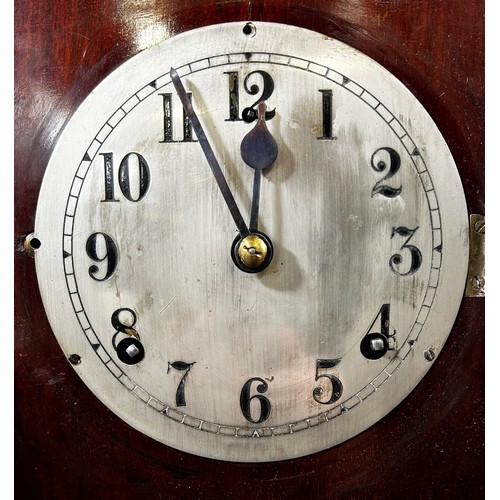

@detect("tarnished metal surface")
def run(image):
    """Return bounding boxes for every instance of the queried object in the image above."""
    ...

[33,22,469,462]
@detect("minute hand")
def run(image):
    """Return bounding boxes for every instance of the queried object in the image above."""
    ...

[170,68,249,237]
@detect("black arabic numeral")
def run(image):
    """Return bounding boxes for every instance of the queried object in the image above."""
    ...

[118,152,151,202]
[111,308,145,365]
[100,152,151,202]
[111,307,137,333]
[225,70,276,123]
[159,92,196,143]
[242,70,276,122]
[86,232,118,281]
[390,226,423,276]
[101,152,117,202]
[370,147,402,198]
[225,71,241,122]
[240,377,271,423]
[360,303,393,360]
[318,89,334,140]
[168,361,196,407]
[313,359,343,404]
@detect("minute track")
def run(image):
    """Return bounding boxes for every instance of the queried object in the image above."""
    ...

[59,54,443,430]
[35,22,468,462]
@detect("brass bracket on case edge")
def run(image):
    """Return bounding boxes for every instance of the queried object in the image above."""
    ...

[465,214,485,297]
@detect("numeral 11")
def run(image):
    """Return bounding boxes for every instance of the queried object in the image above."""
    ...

[159,93,196,143]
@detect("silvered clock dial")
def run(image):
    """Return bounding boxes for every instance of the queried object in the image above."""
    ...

[33,22,469,462]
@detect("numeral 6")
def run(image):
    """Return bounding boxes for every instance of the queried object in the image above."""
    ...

[240,377,271,423]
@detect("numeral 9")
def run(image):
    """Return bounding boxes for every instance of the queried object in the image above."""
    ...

[86,232,118,281]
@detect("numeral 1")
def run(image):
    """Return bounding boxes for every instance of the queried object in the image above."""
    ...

[318,89,334,140]
[225,71,241,122]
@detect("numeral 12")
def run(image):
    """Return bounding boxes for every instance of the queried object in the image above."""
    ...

[225,70,276,122]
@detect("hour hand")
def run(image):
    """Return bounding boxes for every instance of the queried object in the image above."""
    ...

[240,101,278,232]
[228,101,277,274]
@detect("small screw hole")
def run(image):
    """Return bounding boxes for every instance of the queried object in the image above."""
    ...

[30,238,41,249]
[23,233,41,256]
[243,22,256,37]
[68,354,82,365]
[423,348,436,362]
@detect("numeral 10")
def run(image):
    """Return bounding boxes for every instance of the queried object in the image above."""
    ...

[100,152,151,203]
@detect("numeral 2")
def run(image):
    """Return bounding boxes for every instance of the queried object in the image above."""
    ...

[370,147,402,198]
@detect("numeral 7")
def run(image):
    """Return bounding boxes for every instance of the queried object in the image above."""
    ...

[167,361,196,407]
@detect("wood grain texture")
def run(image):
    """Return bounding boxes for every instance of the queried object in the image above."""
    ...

[15,1,484,498]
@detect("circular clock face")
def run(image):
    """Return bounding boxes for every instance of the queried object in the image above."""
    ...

[34,22,469,462]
